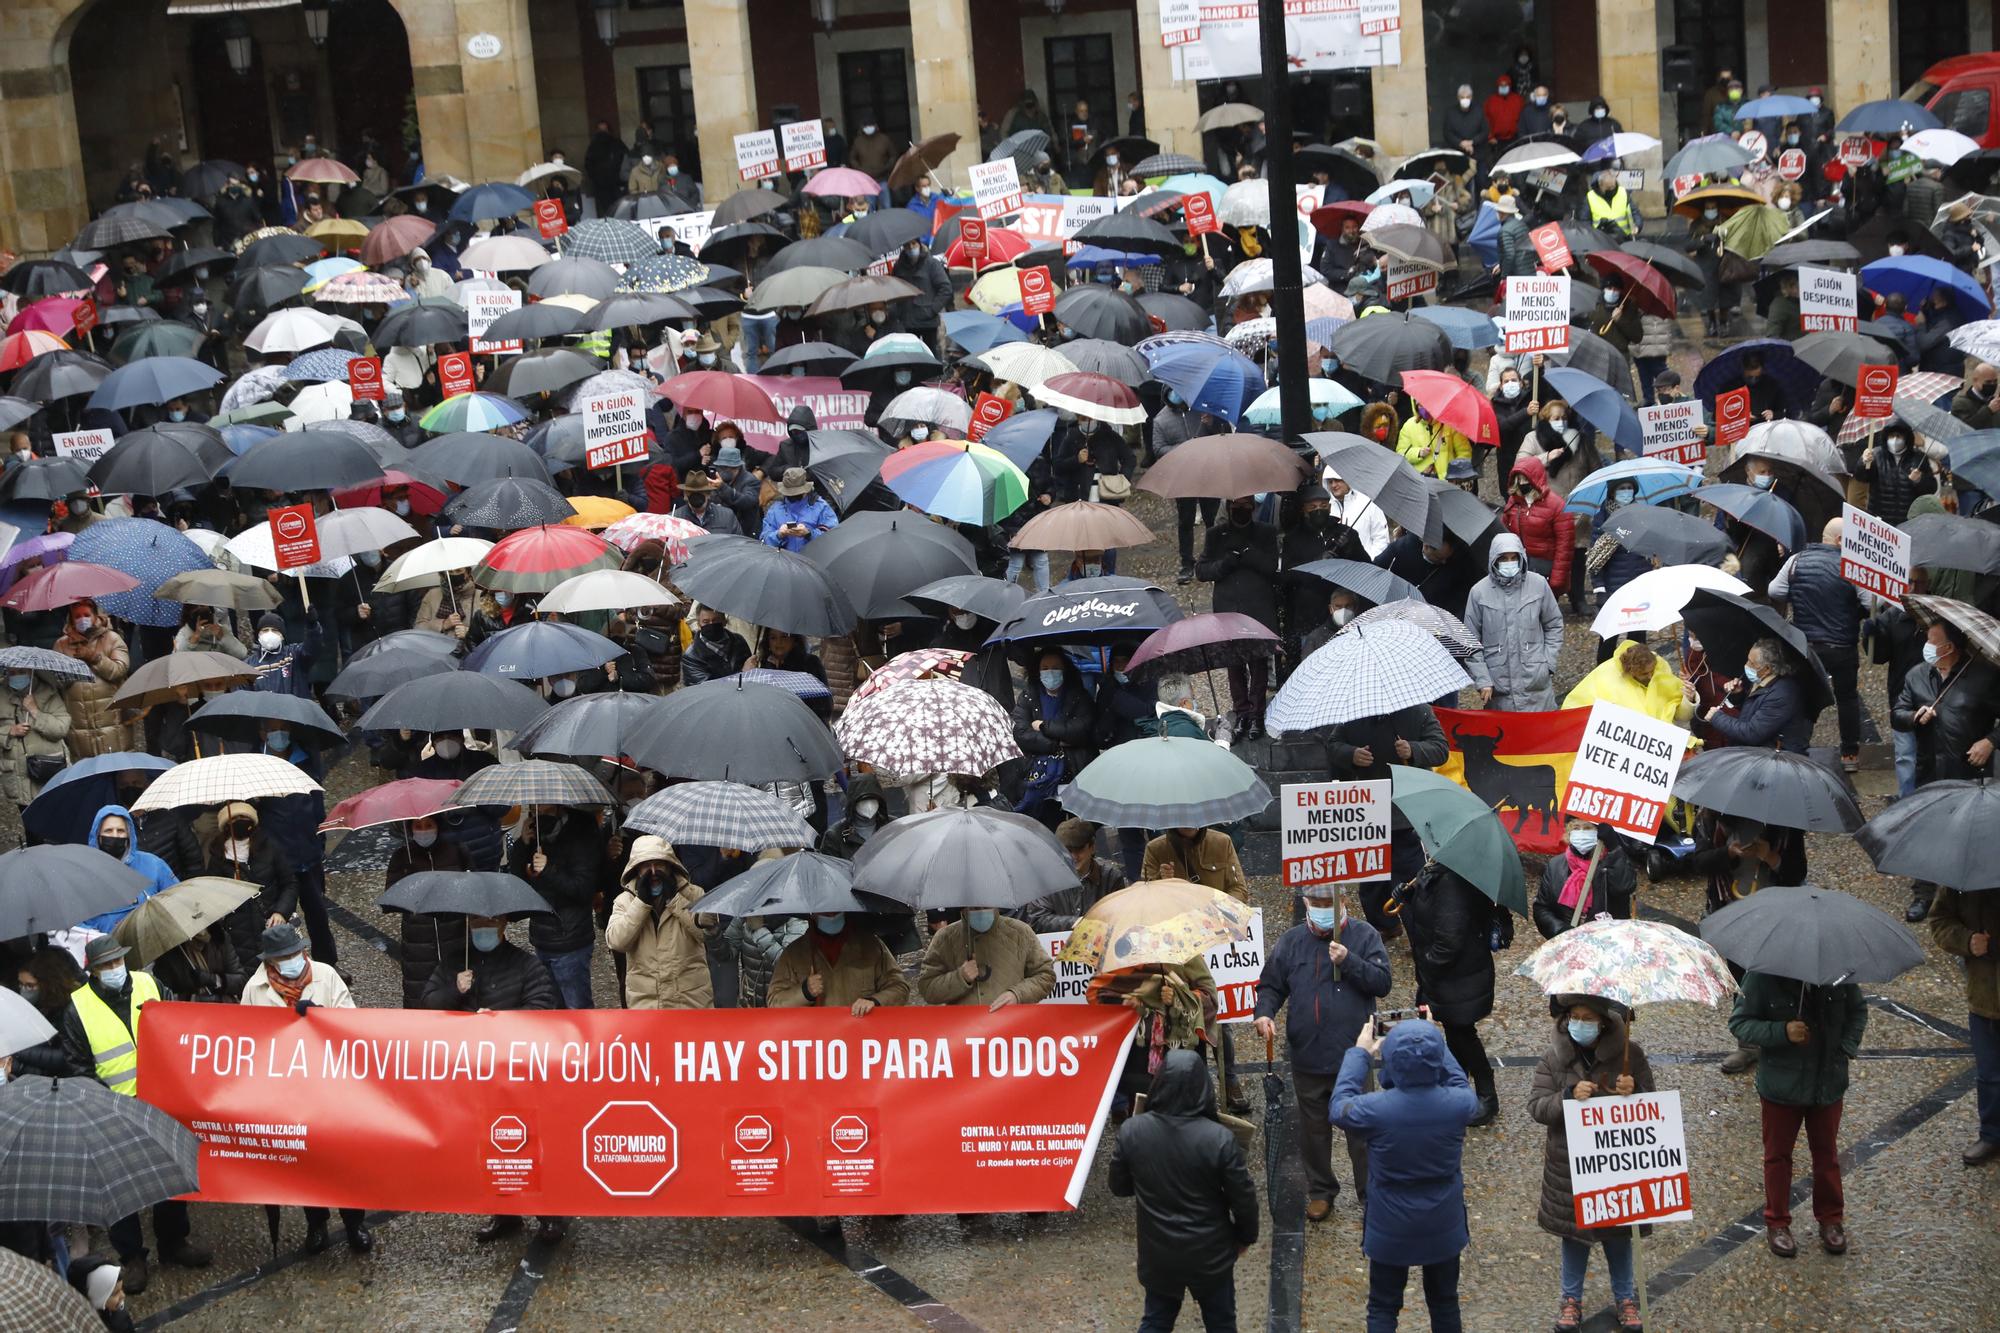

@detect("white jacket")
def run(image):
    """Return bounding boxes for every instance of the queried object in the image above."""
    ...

[1330,489,1392,558]
[241,961,355,1009]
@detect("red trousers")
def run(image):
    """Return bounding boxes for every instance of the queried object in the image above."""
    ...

[1760,1097,1844,1228]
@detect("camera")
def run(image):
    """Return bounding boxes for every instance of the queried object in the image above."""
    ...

[1373,1006,1428,1037]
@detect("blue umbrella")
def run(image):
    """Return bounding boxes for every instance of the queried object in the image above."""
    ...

[1734,95,1817,122]
[85,357,224,412]
[1835,99,1942,135]
[1412,306,1500,350]
[1464,202,1501,268]
[23,751,174,845]
[447,181,536,224]
[1305,316,1348,350]
[1563,457,1705,514]
[282,348,361,383]
[1860,255,1991,316]
[461,619,623,679]
[740,667,833,700]
[979,408,1059,472]
[1545,366,1643,450]
[69,517,212,628]
[1065,246,1164,269]
[1692,482,1806,550]
[1948,431,2000,494]
[218,423,280,456]
[941,310,1025,356]
[1141,341,1265,425]
[1692,338,1819,416]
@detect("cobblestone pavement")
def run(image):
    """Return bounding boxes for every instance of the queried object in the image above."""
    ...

[44,340,1999,1330]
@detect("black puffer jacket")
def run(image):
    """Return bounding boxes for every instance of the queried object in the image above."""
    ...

[508,817,609,955]
[420,940,559,1011]
[388,839,471,1008]
[205,835,301,963]
[1108,1049,1259,1290]
[1533,839,1638,939]
[136,807,205,881]
[1010,664,1098,759]
[1401,864,1499,1026]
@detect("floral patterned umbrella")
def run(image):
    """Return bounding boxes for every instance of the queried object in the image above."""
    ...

[834,676,1019,778]
[1515,918,1737,1010]
[602,511,706,564]
[1058,878,1257,972]
[849,647,971,703]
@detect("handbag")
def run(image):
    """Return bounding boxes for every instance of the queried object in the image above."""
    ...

[27,754,65,785]
[1096,472,1133,502]
[1717,250,1758,286]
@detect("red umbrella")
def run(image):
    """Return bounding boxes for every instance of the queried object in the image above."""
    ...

[1310,200,1374,236]
[332,470,449,516]
[470,523,619,593]
[360,216,437,267]
[7,297,92,338]
[943,227,1030,269]
[1400,370,1499,447]
[1136,432,1310,500]
[321,777,463,833]
[1032,370,1146,425]
[0,560,140,613]
[657,370,782,423]
[1127,611,1281,678]
[1583,249,1677,318]
[287,158,360,186]
[0,330,67,371]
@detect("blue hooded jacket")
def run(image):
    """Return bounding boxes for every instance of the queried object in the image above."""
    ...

[1329,1021,1481,1265]
[79,802,179,932]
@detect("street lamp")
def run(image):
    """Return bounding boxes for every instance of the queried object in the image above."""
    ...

[301,0,330,48]
[811,0,837,30]
[221,16,254,77]
[593,0,619,46]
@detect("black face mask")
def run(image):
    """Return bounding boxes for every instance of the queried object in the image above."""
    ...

[699,622,730,642]
[1229,507,1255,527]
[98,836,129,861]
[229,820,256,840]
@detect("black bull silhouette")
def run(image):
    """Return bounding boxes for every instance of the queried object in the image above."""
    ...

[1448,723,1560,835]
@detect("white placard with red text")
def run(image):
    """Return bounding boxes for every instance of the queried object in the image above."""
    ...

[1797,266,1857,332]
[1564,1091,1693,1228]
[781,121,827,174]
[1638,400,1705,466]
[467,288,522,355]
[1561,701,1689,844]
[968,159,1024,222]
[1280,781,1391,887]
[581,386,650,471]
[52,429,114,465]
[1384,259,1436,303]
[1159,0,1202,46]
[734,130,781,182]
[1504,274,1572,354]
[1839,501,1911,599]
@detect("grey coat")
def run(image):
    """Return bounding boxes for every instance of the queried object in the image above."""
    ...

[1461,533,1564,710]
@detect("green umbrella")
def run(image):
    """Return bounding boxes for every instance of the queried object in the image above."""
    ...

[1060,736,1273,828]
[111,876,261,969]
[1717,204,1790,262]
[209,401,293,428]
[1388,765,1529,916]
[110,321,206,365]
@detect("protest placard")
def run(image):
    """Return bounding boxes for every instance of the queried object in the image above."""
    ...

[734,130,780,181]
[1714,386,1752,447]
[1776,148,1808,180]
[969,159,1024,221]
[268,503,322,573]
[1840,501,1912,598]
[1529,223,1573,273]
[581,386,650,471]
[468,287,522,355]
[1357,0,1402,36]
[438,351,475,398]
[51,429,113,465]
[1563,1091,1693,1227]
[1159,0,1202,45]
[1280,781,1391,887]
[1854,363,1898,419]
[1638,399,1705,466]
[1040,910,1263,1023]
[533,198,568,239]
[1838,135,1872,166]
[1505,274,1572,354]
[1019,265,1056,317]
[967,392,1011,441]
[959,216,987,266]
[346,355,385,401]
[1561,701,1690,843]
[781,120,827,173]
[1384,259,1436,303]
[1798,265,1857,332]
[1184,192,1220,236]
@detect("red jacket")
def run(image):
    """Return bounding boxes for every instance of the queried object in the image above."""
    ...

[644,463,680,514]
[1501,456,1574,590]
[1485,91,1524,141]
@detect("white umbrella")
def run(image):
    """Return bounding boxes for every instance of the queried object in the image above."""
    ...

[243,308,360,355]
[1360,202,1424,233]
[1901,129,1981,166]
[1590,564,1750,637]
[972,343,1077,390]
[1366,178,1437,208]
[287,380,352,424]
[375,536,494,593]
[1947,320,2000,365]
[223,524,355,579]
[461,235,551,273]
[1219,257,1328,301]
[131,753,323,813]
[181,528,228,561]
[1734,419,1847,479]
[217,365,289,413]
[0,986,55,1057]
[1220,179,1271,228]
[1266,620,1470,732]
[318,507,422,561]
[880,386,972,434]
[537,569,679,615]
[518,161,584,190]
[1588,131,1662,160]
[1495,142,1582,172]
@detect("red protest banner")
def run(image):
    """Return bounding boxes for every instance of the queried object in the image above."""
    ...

[1529,222,1573,273]
[73,301,98,334]
[439,351,476,398]
[1183,193,1220,236]
[959,216,988,266]
[267,504,321,572]
[139,1002,1135,1216]
[967,392,1013,442]
[1019,265,1056,317]
[347,356,384,401]
[1854,362,1898,419]
[1714,385,1753,447]
[534,198,568,240]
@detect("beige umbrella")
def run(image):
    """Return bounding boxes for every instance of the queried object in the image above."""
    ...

[1010,501,1155,552]
[1195,103,1263,133]
[373,536,493,593]
[152,568,282,613]
[972,342,1077,390]
[111,650,257,712]
[536,569,680,616]
[130,753,323,813]
[112,877,261,969]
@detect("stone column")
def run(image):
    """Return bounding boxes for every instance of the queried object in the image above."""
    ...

[1369,4,1429,159]
[2,0,92,256]
[909,0,980,183]
[1597,0,1671,215]
[684,0,760,198]
[1134,0,1203,160]
[1826,0,1894,119]
[398,0,543,185]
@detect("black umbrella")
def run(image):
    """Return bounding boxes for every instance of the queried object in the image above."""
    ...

[188,690,343,748]
[378,870,553,918]
[589,292,700,330]
[11,349,112,402]
[0,397,40,433]
[1902,511,2000,573]
[1617,240,1705,288]
[481,303,589,343]
[155,247,235,289]
[358,671,550,734]
[1671,747,1862,832]
[1790,328,1907,386]
[712,189,787,226]
[411,432,552,488]
[0,1076,199,1227]
[767,236,872,273]
[227,429,384,492]
[486,347,603,398]
[840,349,943,393]
[1,456,93,503]
[228,264,309,316]
[841,210,929,254]
[669,537,857,636]
[1139,291,1210,332]
[627,676,845,782]
[851,806,1076,909]
[326,643,457,700]
[1052,285,1149,343]
[765,341,858,376]
[1759,239,1863,271]
[1328,312,1452,382]
[181,159,247,199]
[1700,883,1926,986]
[700,222,791,267]
[1058,338,1150,387]
[1680,586,1834,713]
[238,233,326,268]
[0,259,92,298]
[691,850,902,917]
[1856,777,2000,889]
[374,299,470,349]
[443,475,576,528]
[904,572,1028,623]
[1293,144,1382,200]
[1071,211,1184,258]
[1423,477,1501,546]
[0,844,152,936]
[989,129,1051,174]
[525,256,621,302]
[1292,557,1425,607]
[1601,503,1729,565]
[85,428,214,495]
[989,575,1184,653]
[513,691,669,758]
[1543,327,1630,391]
[1305,434,1441,540]
[74,213,168,250]
[803,510,978,618]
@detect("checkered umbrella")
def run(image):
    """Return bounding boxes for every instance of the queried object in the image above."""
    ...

[452,759,617,810]
[1265,619,1470,733]
[850,648,971,703]
[129,753,323,812]
[0,1075,200,1227]
[835,676,1021,778]
[1132,152,1204,177]
[1347,601,1482,660]
[1835,371,1963,445]
[0,1246,98,1333]
[0,645,90,682]
[624,780,815,851]
[558,218,660,265]
[740,668,833,700]
[1904,592,2000,668]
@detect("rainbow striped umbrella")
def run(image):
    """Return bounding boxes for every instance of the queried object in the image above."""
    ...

[879,439,1029,525]
[418,391,530,434]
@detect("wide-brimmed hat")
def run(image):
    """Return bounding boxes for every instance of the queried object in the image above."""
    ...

[257,922,308,960]
[714,445,745,470]
[777,467,813,497]
[692,331,722,354]
[1493,194,1519,215]
[83,936,130,968]
[679,469,719,494]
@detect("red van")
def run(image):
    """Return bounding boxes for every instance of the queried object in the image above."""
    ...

[1906,55,2000,148]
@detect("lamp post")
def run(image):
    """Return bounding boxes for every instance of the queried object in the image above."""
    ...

[593,0,620,45]
[301,0,330,48]
[221,16,254,77]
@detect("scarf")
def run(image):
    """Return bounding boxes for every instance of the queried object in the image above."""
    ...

[1558,848,1594,912]
[265,957,310,1006]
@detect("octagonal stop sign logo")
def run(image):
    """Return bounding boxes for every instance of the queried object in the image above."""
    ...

[733,1115,773,1154]
[276,510,308,543]
[830,1114,869,1154]
[489,1115,528,1154]
[582,1101,678,1196]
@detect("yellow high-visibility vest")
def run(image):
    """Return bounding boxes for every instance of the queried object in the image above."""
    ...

[1587,186,1636,236]
[69,972,159,1096]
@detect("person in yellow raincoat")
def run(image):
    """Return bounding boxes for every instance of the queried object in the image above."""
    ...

[1396,406,1472,480]
[1562,639,1699,727]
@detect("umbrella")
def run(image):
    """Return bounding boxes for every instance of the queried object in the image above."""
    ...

[851,806,1076,911]
[691,851,898,918]
[558,218,661,266]
[1347,599,1481,660]
[417,393,532,436]
[848,649,974,704]
[1057,878,1256,971]
[378,870,552,919]
[0,986,56,1059]
[462,619,623,679]
[1701,884,1925,986]
[358,672,550,735]
[452,759,616,811]
[188,690,342,748]
[989,576,1183,650]
[525,256,622,302]
[1402,370,1498,447]
[373,536,497,593]
[1860,255,1991,315]
[1051,286,1149,343]
[1516,917,1736,1008]
[601,511,705,561]
[657,370,781,423]
[879,386,974,433]
[1672,745,1861,834]
[903,573,1027,625]
[877,440,1029,526]
[472,524,618,594]
[1680,586,1834,713]
[1410,306,1500,351]
[1583,250,1676,319]
[1904,593,2000,669]
[1267,621,1470,732]
[1244,378,1366,426]
[1137,432,1309,501]
[536,568,678,617]
[227,429,383,492]
[1061,736,1271,828]
[621,779,817,854]
[109,650,257,710]
[84,357,223,413]
[1836,99,1942,134]
[0,1075,199,1228]
[1011,501,1154,553]
[1,258,92,299]
[1692,482,1806,550]
[0,645,89,683]
[408,431,550,489]
[1563,458,1705,514]
[0,844,152,936]
[1790,330,1902,387]
[1134,152,1205,177]
[806,274,924,318]
[111,876,261,969]
[1600,504,1730,566]
[0,1228,98,1331]
[1293,558,1425,608]
[326,643,457,702]
[1901,511,2000,573]
[1305,435,1439,539]
[20,753,173,845]
[1759,238,1863,272]
[496,691,660,762]
[1543,366,1642,450]
[8,348,110,403]
[835,676,1019,777]
[1125,612,1280,685]
[626,676,844,782]
[1856,778,2000,889]
[1328,313,1451,380]
[1032,371,1146,426]
[1142,341,1265,425]
[1383,765,1529,914]
[0,561,138,614]
[445,477,576,531]
[1588,564,1749,637]
[802,510,977,619]
[973,342,1078,390]
[0,457,91,504]
[323,777,465,837]
[1663,135,1754,180]
[760,342,860,379]
[669,538,856,636]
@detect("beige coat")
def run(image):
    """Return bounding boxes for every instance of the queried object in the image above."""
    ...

[241,960,355,1009]
[767,928,910,1009]
[0,679,71,806]
[1142,830,1249,902]
[917,916,1056,1006]
[605,838,714,1010]
[55,624,130,759]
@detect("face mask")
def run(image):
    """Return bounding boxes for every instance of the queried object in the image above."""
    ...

[97,965,128,991]
[258,629,283,651]
[700,622,729,642]
[910,425,930,442]
[1612,488,1636,506]
[18,984,37,1006]
[433,737,462,760]
[853,797,881,821]
[697,352,716,367]
[1592,107,1607,119]
[966,909,996,934]
[892,370,912,387]
[1703,208,1719,221]
[1728,89,1742,102]
[73,616,93,634]
[667,165,680,177]
[1498,83,1512,95]
[862,125,878,136]
[276,954,307,980]
[412,828,439,848]
[1785,134,1800,146]
[266,730,291,752]
[1306,904,1339,931]
[1923,642,1941,665]
[494,591,513,607]
[247,171,259,182]
[761,180,776,191]
[1496,558,1522,580]
[1602,288,1620,305]
[1458,97,1472,109]
[471,927,501,952]
[1501,381,1523,399]
[98,835,129,861]
[917,186,932,199]
[387,408,407,423]
[1566,1018,1602,1045]
[1039,669,1065,693]
[1750,472,1775,490]
[552,678,577,698]
[952,612,978,630]
[167,409,187,423]
[415,200,429,213]
[13,450,29,462]
[391,498,412,518]
[1311,404,1333,423]
[1532,96,1548,107]
[1568,827,1599,854]
[1888,436,1908,454]
[1743,665,1761,686]
[6,674,29,693]
[1331,607,1355,627]
[814,913,845,935]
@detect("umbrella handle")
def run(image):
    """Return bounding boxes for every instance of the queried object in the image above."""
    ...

[1265,1033,1275,1065]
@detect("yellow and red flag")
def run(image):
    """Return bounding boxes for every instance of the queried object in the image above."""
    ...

[1431,706,1591,854]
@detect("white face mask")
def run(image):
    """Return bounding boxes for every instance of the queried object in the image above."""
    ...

[258,630,283,651]
[1331,607,1355,627]
[952,612,978,630]
[412,828,439,848]
[1888,245,1906,257]
[1501,381,1523,399]
[1458,97,1472,109]
[228,837,252,861]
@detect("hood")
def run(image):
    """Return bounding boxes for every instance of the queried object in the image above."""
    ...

[1487,531,1527,576]
[1907,494,1946,520]
[1359,402,1399,440]
[1508,454,1551,492]
[620,833,688,887]
[1146,1048,1217,1118]
[845,772,887,808]
[1378,1020,1451,1090]
[1551,995,1630,1066]
[787,404,817,433]
[88,803,136,864]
